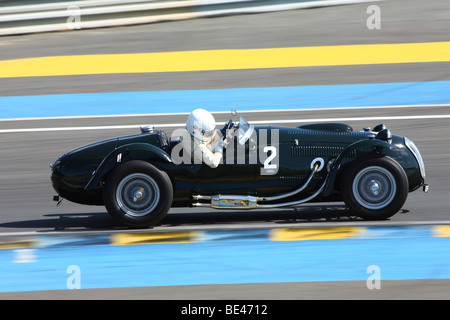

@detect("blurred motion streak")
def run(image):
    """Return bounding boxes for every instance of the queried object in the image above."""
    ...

[111,231,202,245]
[433,225,450,237]
[0,0,383,36]
[0,42,449,78]
[270,227,365,241]
[1,225,450,292]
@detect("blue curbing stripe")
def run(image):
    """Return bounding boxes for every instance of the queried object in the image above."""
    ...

[0,81,449,119]
[0,225,449,292]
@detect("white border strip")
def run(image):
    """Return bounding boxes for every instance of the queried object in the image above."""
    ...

[0,0,382,36]
[2,114,450,134]
[0,0,160,14]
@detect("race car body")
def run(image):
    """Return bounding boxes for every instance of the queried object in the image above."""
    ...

[50,113,427,228]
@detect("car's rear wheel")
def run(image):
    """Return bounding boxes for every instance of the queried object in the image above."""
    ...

[341,156,408,220]
[104,161,173,228]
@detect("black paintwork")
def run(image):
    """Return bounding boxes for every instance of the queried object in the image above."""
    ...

[51,122,425,208]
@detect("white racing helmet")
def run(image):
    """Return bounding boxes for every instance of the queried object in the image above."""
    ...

[186,109,216,141]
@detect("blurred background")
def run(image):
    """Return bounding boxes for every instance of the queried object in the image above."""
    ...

[0,0,449,300]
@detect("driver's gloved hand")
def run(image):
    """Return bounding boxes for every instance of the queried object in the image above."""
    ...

[219,121,234,136]
[214,138,228,153]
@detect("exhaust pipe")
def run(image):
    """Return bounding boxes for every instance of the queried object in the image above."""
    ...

[192,158,327,210]
[257,158,323,202]
[193,195,258,210]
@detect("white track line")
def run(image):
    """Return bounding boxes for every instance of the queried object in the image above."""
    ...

[1,104,449,122]
[1,114,450,134]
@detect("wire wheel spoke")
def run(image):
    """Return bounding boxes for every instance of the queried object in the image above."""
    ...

[352,166,396,210]
[116,173,160,217]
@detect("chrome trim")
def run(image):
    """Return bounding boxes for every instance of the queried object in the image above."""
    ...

[211,195,258,210]
[191,160,330,210]
[311,157,324,171]
[192,203,210,207]
[192,195,212,201]
[404,137,426,179]
[140,125,155,133]
[191,175,328,210]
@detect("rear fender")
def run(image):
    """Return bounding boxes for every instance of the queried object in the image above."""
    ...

[323,138,397,197]
[84,143,172,191]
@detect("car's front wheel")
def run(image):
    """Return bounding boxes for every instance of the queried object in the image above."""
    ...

[341,156,408,220]
[103,161,173,228]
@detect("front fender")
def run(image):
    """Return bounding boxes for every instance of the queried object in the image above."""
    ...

[323,138,398,197]
[84,143,172,191]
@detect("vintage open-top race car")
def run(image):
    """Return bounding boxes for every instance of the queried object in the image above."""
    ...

[50,111,428,228]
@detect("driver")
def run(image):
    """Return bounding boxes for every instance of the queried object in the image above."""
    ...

[182,109,229,168]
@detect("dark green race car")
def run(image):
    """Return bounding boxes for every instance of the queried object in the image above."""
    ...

[50,112,428,228]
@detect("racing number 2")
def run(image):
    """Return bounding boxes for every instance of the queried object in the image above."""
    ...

[262,146,278,175]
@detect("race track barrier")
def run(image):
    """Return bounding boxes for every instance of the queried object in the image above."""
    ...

[0,0,381,36]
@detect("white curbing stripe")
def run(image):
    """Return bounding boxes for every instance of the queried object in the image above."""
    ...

[0,0,382,36]
[1,114,450,134]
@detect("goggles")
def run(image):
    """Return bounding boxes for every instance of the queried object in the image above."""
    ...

[193,124,215,140]
[201,128,215,139]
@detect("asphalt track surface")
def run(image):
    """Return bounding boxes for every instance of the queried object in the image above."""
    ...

[1,105,449,232]
[0,0,450,299]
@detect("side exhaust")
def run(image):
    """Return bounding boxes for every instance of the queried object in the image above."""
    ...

[192,158,328,210]
[193,195,258,209]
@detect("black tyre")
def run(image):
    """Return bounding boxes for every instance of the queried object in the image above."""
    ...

[341,156,408,220]
[104,161,173,228]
